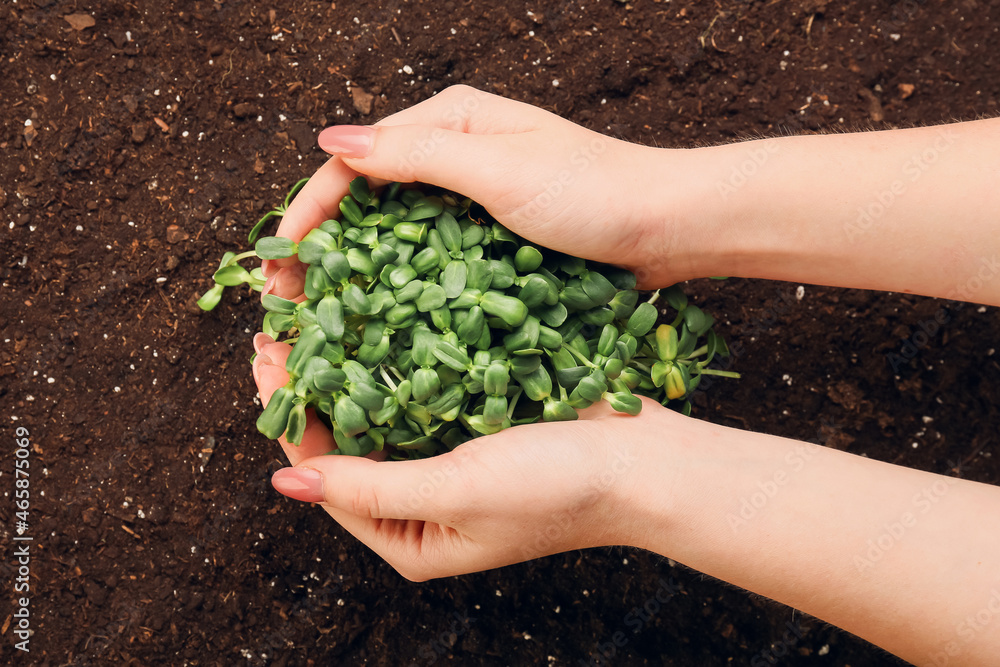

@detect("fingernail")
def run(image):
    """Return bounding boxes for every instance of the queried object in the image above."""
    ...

[318,125,375,158]
[251,352,273,384]
[253,332,275,354]
[261,273,276,298]
[271,467,325,503]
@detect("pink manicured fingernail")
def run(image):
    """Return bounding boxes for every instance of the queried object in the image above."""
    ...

[261,258,278,278]
[318,125,375,158]
[253,332,275,354]
[271,468,326,503]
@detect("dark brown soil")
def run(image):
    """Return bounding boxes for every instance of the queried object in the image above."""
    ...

[2,1,998,665]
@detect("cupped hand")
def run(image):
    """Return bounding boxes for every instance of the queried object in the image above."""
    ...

[252,332,675,581]
[262,85,697,294]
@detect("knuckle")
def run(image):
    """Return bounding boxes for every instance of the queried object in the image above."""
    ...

[348,484,383,519]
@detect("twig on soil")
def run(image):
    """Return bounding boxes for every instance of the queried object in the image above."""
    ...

[698,11,725,50]
[219,51,234,87]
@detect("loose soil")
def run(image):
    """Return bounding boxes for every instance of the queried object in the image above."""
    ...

[2,1,998,665]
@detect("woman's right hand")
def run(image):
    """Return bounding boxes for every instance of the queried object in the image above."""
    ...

[264,85,705,292]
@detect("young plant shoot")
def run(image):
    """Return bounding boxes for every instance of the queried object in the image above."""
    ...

[200,178,738,459]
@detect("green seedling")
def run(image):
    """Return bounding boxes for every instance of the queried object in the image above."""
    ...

[200,178,739,458]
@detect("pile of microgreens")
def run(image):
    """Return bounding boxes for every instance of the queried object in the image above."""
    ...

[200,177,738,459]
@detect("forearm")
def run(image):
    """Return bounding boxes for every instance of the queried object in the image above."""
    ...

[620,415,1000,666]
[645,118,1000,304]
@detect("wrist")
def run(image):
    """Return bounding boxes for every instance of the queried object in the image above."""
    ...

[596,402,692,550]
[623,140,767,287]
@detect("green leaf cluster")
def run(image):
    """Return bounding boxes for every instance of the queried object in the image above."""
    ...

[200,178,738,459]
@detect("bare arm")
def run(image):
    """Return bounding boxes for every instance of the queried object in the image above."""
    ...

[649,117,1000,303]
[620,410,1000,667]
[259,88,1000,666]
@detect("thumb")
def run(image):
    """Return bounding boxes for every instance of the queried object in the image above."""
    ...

[270,447,472,520]
[318,123,528,204]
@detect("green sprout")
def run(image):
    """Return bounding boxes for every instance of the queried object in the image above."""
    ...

[200,177,739,458]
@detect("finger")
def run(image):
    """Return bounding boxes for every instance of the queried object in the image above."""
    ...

[253,344,290,406]
[573,395,664,421]
[263,157,359,276]
[261,263,307,301]
[256,339,291,375]
[574,399,620,421]
[270,450,470,521]
[252,332,275,354]
[278,407,337,465]
[319,122,534,205]
[371,85,550,135]
[251,342,337,463]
